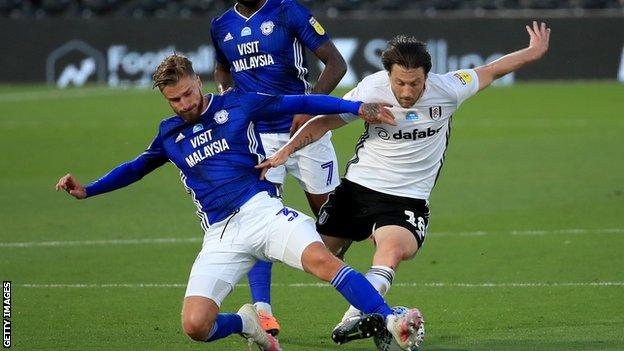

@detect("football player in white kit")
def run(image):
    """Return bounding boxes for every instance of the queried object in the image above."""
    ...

[256,21,551,347]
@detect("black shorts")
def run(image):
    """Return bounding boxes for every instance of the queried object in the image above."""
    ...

[316,179,430,247]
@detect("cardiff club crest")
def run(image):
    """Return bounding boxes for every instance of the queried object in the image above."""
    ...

[214,109,229,124]
[260,21,274,36]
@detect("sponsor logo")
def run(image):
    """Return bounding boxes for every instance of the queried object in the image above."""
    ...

[453,71,473,85]
[192,123,204,133]
[213,110,229,124]
[175,133,185,143]
[46,40,214,88]
[260,21,274,36]
[429,106,442,120]
[241,27,251,37]
[375,127,390,140]
[46,40,106,88]
[375,126,444,140]
[406,111,419,120]
[224,32,233,42]
[308,17,325,36]
[393,127,443,140]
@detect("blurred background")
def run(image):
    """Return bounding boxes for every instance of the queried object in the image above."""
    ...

[1,1,623,350]
[1,0,623,87]
[1,0,624,19]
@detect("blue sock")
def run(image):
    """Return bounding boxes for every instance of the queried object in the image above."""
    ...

[248,260,272,305]
[205,313,243,342]
[331,266,394,318]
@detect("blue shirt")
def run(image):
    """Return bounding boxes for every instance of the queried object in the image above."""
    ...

[84,91,362,228]
[211,0,329,133]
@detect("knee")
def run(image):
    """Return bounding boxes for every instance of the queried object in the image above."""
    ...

[302,244,343,282]
[182,312,214,341]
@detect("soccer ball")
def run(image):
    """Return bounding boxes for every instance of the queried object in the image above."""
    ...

[373,306,424,351]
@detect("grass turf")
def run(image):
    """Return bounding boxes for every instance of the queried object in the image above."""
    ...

[1,82,623,350]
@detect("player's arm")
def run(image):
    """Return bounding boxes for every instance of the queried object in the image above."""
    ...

[271,94,395,124]
[311,41,347,95]
[55,135,167,200]
[256,115,347,179]
[475,21,550,91]
[290,41,347,135]
[210,21,234,94]
[214,61,233,94]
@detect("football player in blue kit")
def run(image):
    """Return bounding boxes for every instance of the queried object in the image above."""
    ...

[211,0,348,334]
[55,54,424,351]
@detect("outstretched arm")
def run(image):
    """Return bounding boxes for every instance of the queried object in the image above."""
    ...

[475,21,550,91]
[55,155,166,199]
[255,115,347,179]
[272,94,395,124]
[55,136,167,199]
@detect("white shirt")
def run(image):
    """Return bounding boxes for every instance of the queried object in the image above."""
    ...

[340,69,479,200]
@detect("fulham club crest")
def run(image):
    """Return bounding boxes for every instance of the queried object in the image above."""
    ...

[429,106,442,120]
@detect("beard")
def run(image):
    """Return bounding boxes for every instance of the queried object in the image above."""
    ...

[176,92,205,123]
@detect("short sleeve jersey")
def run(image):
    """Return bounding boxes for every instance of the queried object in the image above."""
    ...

[340,69,480,200]
[210,0,329,133]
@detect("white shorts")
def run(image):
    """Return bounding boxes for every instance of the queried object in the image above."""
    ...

[260,132,339,195]
[184,191,323,306]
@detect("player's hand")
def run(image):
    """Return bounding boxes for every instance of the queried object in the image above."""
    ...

[358,103,396,126]
[55,173,87,199]
[255,148,290,180]
[526,21,551,61]
[290,114,313,137]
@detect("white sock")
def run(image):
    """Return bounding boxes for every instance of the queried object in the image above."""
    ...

[343,265,395,320]
[254,302,273,316]
[365,265,395,296]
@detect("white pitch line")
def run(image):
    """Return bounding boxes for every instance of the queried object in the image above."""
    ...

[434,228,624,237]
[2,228,622,248]
[19,282,624,289]
[0,87,151,103]
[0,237,201,248]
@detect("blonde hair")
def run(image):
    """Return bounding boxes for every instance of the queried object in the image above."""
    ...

[152,53,196,90]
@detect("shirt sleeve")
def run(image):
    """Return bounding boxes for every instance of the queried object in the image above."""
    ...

[242,92,362,122]
[84,133,168,198]
[338,87,361,123]
[210,19,229,67]
[440,69,480,106]
[285,0,329,51]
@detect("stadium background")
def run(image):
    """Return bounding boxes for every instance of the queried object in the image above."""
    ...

[1,1,623,350]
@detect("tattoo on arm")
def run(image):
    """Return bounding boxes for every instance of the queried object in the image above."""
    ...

[362,103,380,118]
[293,133,316,152]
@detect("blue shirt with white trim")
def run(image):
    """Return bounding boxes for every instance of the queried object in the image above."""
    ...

[84,90,361,227]
[211,0,329,133]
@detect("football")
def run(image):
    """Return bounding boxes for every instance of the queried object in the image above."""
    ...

[373,306,424,351]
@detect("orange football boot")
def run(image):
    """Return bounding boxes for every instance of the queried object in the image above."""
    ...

[258,311,281,336]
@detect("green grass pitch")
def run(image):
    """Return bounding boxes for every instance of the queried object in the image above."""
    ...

[0,82,623,350]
